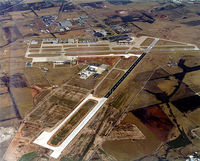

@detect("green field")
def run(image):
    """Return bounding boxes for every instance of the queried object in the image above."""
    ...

[18,152,38,161]
[50,95,78,109]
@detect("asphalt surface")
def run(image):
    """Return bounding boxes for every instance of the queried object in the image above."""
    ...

[104,38,159,98]
[104,52,146,98]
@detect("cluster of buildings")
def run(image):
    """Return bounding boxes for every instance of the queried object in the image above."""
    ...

[108,34,135,44]
[42,15,57,27]
[41,38,98,44]
[93,29,108,37]
[57,16,88,33]
[171,0,200,4]
[43,38,59,44]
[111,25,131,34]
[58,20,72,32]
[78,63,108,80]
[29,38,100,48]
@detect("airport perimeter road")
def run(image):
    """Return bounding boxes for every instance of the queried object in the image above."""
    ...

[105,38,159,98]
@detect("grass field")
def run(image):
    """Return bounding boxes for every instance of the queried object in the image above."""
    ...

[35,89,50,104]
[42,46,62,48]
[155,40,186,46]
[0,93,12,108]
[45,65,82,86]
[11,87,33,118]
[106,69,124,80]
[152,46,195,49]
[116,57,137,70]
[0,105,16,121]
[50,95,78,109]
[28,85,88,129]
[102,113,161,161]
[140,38,154,46]
[29,45,41,48]
[63,45,77,47]
[29,49,40,52]
[107,57,158,110]
[18,152,39,161]
[183,70,200,93]
[65,47,110,51]
[112,47,129,50]
[28,54,61,57]
[90,44,109,46]
[95,70,124,97]
[25,67,50,87]
[42,49,62,52]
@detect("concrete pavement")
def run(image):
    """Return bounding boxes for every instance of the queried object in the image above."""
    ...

[33,94,107,158]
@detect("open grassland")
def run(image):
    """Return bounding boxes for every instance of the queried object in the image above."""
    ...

[106,69,124,80]
[112,47,129,50]
[0,93,12,108]
[90,44,109,47]
[0,105,16,121]
[152,46,195,49]
[29,49,40,52]
[183,70,200,93]
[131,47,141,50]
[102,113,161,161]
[42,46,62,49]
[34,89,50,104]
[65,47,110,51]
[45,65,82,86]
[29,45,41,48]
[140,38,155,46]
[107,57,158,110]
[63,44,77,47]
[65,52,126,56]
[11,88,33,118]
[50,95,78,109]
[28,54,61,57]
[116,57,138,70]
[28,86,88,129]
[150,50,200,68]
[25,67,50,88]
[95,70,124,97]
[42,48,62,52]
[18,152,39,161]
[155,40,186,46]
[132,105,174,142]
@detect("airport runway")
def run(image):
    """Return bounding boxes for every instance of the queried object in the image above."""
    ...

[33,38,159,159]
[33,94,107,158]
[105,38,159,98]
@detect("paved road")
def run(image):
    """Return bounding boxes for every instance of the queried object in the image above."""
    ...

[105,38,159,98]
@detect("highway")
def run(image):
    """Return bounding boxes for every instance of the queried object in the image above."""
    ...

[105,38,159,98]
